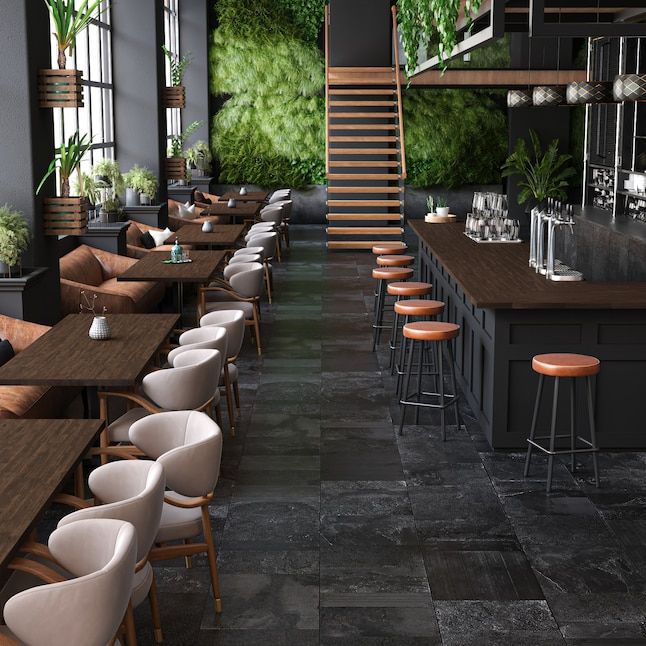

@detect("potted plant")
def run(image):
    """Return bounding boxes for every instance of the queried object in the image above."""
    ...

[162,45,191,108]
[167,121,203,181]
[73,172,99,207]
[185,141,212,176]
[123,165,159,206]
[0,205,30,277]
[37,131,92,235]
[502,130,576,209]
[92,159,124,223]
[425,195,434,217]
[39,0,107,108]
[435,196,450,216]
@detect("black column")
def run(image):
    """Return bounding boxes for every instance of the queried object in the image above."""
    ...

[112,0,168,203]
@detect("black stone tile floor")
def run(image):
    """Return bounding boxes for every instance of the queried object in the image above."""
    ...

[71,227,646,643]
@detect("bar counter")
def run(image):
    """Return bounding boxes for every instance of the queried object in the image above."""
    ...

[410,220,646,449]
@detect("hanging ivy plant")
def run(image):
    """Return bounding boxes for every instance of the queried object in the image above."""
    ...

[397,0,482,77]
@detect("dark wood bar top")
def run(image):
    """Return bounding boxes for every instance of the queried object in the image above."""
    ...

[410,220,646,310]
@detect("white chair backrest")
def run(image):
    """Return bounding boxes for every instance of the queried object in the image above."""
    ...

[247,232,277,258]
[199,310,245,360]
[58,461,165,563]
[227,262,264,298]
[142,348,222,410]
[269,190,291,204]
[4,519,136,646]
[130,410,223,497]
[168,326,227,366]
[268,199,292,217]
[234,245,264,256]
[228,253,261,265]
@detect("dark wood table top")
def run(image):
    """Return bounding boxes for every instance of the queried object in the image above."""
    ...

[0,313,179,386]
[0,418,104,570]
[165,224,245,247]
[117,250,226,283]
[219,190,270,202]
[410,220,646,310]
[201,201,262,219]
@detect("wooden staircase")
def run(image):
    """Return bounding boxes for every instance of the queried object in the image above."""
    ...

[324,7,407,250]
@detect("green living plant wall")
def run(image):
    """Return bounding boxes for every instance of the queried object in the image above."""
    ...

[209,0,507,188]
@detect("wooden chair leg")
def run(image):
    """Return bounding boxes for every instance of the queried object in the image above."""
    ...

[214,402,223,427]
[201,505,223,614]
[252,306,262,356]
[148,573,163,644]
[264,264,272,304]
[183,538,193,569]
[222,366,236,436]
[124,602,138,646]
[233,380,241,411]
[99,393,109,466]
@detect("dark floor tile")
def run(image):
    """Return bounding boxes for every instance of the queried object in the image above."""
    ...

[321,481,411,517]
[196,629,319,646]
[135,592,206,646]
[423,549,544,600]
[321,435,404,480]
[218,549,319,575]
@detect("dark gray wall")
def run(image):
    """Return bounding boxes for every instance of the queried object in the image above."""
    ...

[0,0,62,323]
[329,0,392,67]
[180,0,210,149]
[112,0,168,203]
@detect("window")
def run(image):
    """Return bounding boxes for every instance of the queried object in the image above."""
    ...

[164,0,181,144]
[50,0,115,188]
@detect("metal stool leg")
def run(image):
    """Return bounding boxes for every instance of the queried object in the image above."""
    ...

[396,315,409,397]
[570,378,576,473]
[447,342,462,432]
[546,377,560,494]
[438,341,446,441]
[372,279,385,351]
[415,339,424,425]
[524,374,544,477]
[586,376,600,487]
[399,339,415,436]
[389,303,400,373]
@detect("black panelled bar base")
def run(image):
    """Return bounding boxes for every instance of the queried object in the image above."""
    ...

[410,220,646,449]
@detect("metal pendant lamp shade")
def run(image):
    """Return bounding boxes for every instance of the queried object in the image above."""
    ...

[613,74,646,102]
[507,89,533,108]
[532,85,566,107]
[566,81,613,105]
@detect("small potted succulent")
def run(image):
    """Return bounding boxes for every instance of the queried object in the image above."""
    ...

[167,121,203,181]
[0,205,30,277]
[162,45,191,108]
[123,165,159,206]
[185,141,212,176]
[435,196,450,217]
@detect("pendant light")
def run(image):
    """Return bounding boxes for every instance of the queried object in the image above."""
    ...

[613,74,646,102]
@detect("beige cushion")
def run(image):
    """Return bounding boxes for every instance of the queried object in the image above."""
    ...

[155,494,202,543]
[204,301,254,318]
[108,407,150,443]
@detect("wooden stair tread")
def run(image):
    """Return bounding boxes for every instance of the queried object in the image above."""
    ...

[327,199,403,206]
[329,148,398,154]
[329,124,397,130]
[329,67,395,72]
[327,227,404,235]
[329,89,396,95]
[329,112,397,118]
[327,173,401,180]
[329,136,398,142]
[329,161,399,167]
[327,187,402,194]
[329,80,396,86]
[327,213,404,221]
[329,101,396,106]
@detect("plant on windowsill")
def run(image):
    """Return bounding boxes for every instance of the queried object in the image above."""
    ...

[185,141,212,176]
[92,159,124,223]
[39,0,108,108]
[37,131,92,236]
[167,121,203,181]
[123,165,159,207]
[162,45,192,108]
[0,205,30,277]
[502,130,576,210]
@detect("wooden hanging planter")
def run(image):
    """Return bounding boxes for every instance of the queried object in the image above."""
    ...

[162,86,186,108]
[43,197,89,236]
[38,69,84,108]
[166,157,187,181]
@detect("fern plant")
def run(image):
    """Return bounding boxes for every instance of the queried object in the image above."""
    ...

[502,130,576,206]
[162,45,192,86]
[37,131,92,197]
[44,0,108,69]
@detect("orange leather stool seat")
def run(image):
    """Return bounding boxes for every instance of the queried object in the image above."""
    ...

[372,243,408,255]
[394,299,444,317]
[376,255,414,268]
[387,281,432,297]
[372,267,413,281]
[403,321,460,342]
[532,353,601,378]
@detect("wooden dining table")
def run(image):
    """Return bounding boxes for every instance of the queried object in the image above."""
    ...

[0,418,104,573]
[219,190,270,203]
[165,224,245,249]
[200,201,262,221]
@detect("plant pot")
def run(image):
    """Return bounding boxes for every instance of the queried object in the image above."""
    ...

[201,220,213,233]
[140,194,152,206]
[38,69,83,108]
[89,315,111,340]
[162,86,186,108]
[0,262,19,278]
[43,197,89,235]
[436,206,450,216]
[125,188,140,207]
[166,157,186,181]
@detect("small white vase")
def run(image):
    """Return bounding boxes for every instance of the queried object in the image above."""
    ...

[436,206,450,216]
[202,220,213,233]
[239,186,248,195]
[227,198,237,208]
[89,316,111,340]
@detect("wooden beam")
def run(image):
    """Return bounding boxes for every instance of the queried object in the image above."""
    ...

[408,68,587,88]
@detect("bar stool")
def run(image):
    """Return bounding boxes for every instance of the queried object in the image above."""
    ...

[376,255,414,268]
[372,267,413,350]
[372,243,408,256]
[386,281,433,369]
[398,321,462,440]
[524,353,601,493]
[391,299,445,391]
